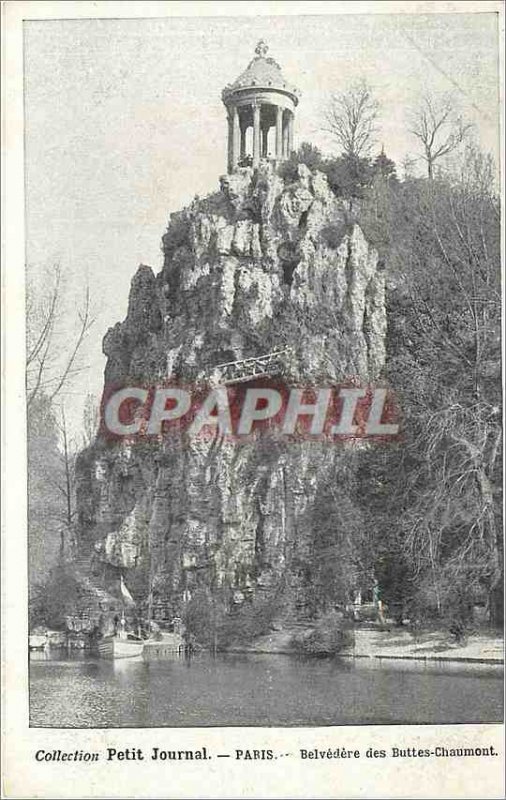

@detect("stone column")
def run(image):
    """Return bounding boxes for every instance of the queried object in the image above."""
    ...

[282,113,289,157]
[275,106,283,159]
[261,126,269,157]
[232,106,240,170]
[287,112,294,156]
[227,109,234,173]
[252,103,261,168]
[240,123,247,161]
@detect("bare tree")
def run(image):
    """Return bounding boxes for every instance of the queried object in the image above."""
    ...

[324,80,379,158]
[409,93,472,179]
[26,267,94,578]
[401,154,417,180]
[395,147,502,623]
[82,392,100,448]
[53,407,77,557]
[26,266,94,406]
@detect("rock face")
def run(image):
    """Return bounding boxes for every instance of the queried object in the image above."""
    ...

[76,163,386,626]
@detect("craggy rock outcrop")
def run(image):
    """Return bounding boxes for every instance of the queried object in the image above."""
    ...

[76,163,386,625]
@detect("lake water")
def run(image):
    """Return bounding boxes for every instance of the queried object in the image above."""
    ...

[29,652,503,728]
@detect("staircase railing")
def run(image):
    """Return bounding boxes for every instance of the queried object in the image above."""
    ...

[210,347,293,385]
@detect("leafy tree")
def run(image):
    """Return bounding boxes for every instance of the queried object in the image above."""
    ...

[308,456,369,614]
[29,562,81,629]
[296,141,326,172]
[279,146,374,206]
[182,588,216,647]
[278,142,325,184]
[325,154,374,206]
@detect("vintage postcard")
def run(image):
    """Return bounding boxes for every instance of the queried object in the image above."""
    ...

[2,1,504,797]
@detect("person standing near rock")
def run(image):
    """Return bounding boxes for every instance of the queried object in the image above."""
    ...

[373,578,386,626]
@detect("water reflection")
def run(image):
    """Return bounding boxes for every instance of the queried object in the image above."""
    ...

[29,651,503,728]
[112,655,144,677]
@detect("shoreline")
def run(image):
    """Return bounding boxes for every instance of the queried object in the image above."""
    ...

[224,648,504,666]
[224,627,505,666]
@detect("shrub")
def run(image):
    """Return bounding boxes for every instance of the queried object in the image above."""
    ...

[217,594,280,647]
[278,142,325,184]
[325,155,374,201]
[162,211,190,260]
[29,563,81,630]
[182,589,216,648]
[278,154,302,185]
[183,588,282,649]
[291,611,354,656]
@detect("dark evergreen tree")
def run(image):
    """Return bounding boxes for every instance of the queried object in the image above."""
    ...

[325,154,374,204]
[372,147,398,183]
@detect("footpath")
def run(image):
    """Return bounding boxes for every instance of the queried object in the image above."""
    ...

[349,627,504,664]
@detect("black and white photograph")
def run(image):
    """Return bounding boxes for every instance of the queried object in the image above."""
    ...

[2,1,504,797]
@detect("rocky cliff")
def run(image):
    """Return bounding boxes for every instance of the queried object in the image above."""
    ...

[75,162,386,629]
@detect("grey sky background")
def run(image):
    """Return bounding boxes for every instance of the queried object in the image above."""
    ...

[24,12,500,438]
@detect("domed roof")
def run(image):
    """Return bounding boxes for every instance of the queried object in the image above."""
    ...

[222,41,299,105]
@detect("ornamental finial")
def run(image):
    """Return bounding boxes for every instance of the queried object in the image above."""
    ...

[255,40,269,58]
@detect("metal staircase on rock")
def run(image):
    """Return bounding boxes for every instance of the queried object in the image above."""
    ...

[211,347,293,385]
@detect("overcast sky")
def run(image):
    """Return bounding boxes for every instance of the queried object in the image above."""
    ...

[24,11,500,437]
